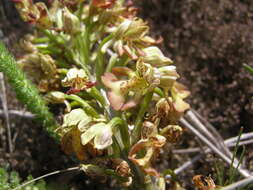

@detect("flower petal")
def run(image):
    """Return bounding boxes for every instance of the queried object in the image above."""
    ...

[81,123,105,146]
[142,46,173,66]
[94,125,113,149]
[107,91,125,110]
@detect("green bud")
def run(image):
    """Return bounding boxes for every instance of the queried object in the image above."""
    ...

[158,65,179,89]
[45,91,66,103]
[62,108,92,132]
[142,46,173,66]
[80,164,106,181]
[62,7,80,34]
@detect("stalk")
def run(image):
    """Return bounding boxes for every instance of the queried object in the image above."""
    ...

[132,92,153,144]
[0,42,59,139]
[64,94,99,118]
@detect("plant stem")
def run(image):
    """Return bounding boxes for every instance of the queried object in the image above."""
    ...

[64,94,99,118]
[96,34,113,83]
[132,92,153,144]
[0,42,59,139]
[110,117,130,150]
[77,1,85,19]
[88,87,106,107]
[228,127,243,185]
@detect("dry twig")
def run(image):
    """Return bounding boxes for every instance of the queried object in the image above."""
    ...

[0,72,12,153]
[0,109,34,119]
[180,117,251,177]
[173,133,253,154]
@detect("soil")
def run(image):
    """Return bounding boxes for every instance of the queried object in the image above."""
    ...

[137,0,253,135]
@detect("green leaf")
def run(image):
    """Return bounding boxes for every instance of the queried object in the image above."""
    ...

[243,64,253,75]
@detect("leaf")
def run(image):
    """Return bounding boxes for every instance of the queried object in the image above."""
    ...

[243,64,253,75]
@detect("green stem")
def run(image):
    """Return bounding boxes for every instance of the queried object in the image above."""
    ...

[154,87,164,97]
[64,94,99,118]
[0,42,59,139]
[88,87,106,107]
[109,117,130,150]
[77,1,85,19]
[228,127,243,185]
[96,34,113,82]
[109,118,147,189]
[132,92,153,144]
[70,49,91,76]
[144,176,156,190]
[111,136,121,157]
[105,54,118,72]
[42,30,65,45]
[83,26,90,64]
[121,114,130,150]
[32,37,50,44]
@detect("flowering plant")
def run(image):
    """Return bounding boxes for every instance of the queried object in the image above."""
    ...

[13,0,190,189]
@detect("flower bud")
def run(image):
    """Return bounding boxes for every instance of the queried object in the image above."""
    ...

[142,46,173,66]
[158,65,179,89]
[19,35,37,53]
[81,122,113,150]
[113,159,131,178]
[81,164,107,182]
[45,91,66,103]
[62,108,92,132]
[13,0,38,23]
[34,2,53,29]
[92,0,116,9]
[112,18,148,40]
[160,125,183,143]
[62,7,80,34]
[124,18,149,39]
[141,121,156,139]
[39,54,57,77]
[59,0,85,8]
[112,19,132,39]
